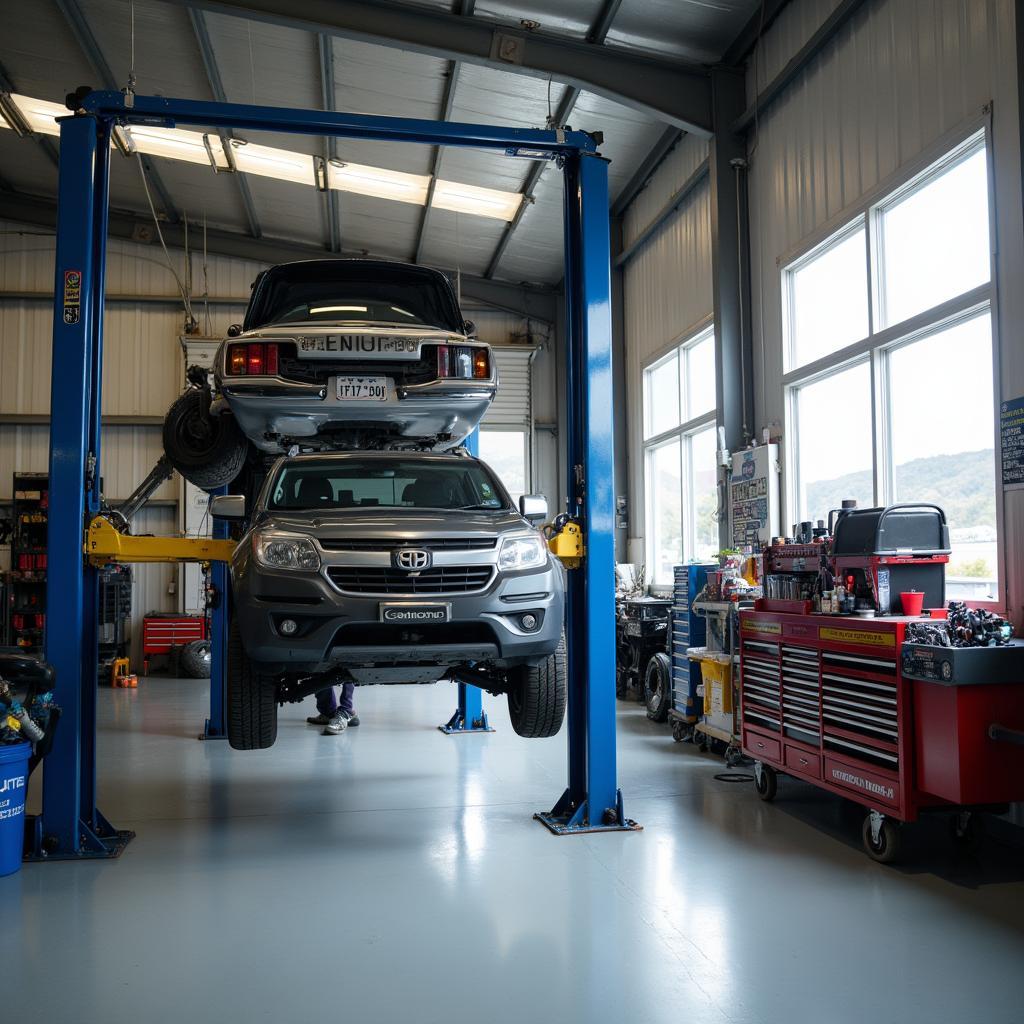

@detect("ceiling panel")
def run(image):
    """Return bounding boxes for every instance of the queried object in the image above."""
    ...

[417,206,509,279]
[606,0,759,63]
[472,0,600,37]
[494,182,564,285]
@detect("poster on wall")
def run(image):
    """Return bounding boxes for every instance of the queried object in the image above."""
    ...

[1000,396,1024,490]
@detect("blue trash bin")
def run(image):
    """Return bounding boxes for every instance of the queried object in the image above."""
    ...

[0,741,31,877]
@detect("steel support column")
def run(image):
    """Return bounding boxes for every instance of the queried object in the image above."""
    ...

[35,113,132,860]
[439,428,493,735]
[536,153,637,834]
[709,66,755,549]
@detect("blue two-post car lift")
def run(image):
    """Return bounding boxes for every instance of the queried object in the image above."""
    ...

[32,88,636,861]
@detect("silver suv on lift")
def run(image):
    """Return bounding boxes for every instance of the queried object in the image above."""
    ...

[212,451,566,750]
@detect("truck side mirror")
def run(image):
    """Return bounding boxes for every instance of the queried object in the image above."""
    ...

[210,494,246,521]
[519,494,548,523]
[463,319,476,337]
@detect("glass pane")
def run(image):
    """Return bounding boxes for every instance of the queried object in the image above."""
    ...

[889,313,997,600]
[478,430,527,502]
[789,226,870,369]
[647,438,682,585]
[689,425,719,562]
[794,362,874,523]
[880,145,990,328]
[684,330,716,420]
[644,352,680,438]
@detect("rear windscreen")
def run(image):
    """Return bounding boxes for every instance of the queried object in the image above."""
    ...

[269,459,509,511]
[245,263,463,332]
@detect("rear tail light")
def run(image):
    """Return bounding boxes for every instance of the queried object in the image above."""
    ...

[226,342,280,376]
[435,344,490,380]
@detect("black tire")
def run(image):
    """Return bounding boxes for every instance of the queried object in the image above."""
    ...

[163,389,248,492]
[644,652,672,722]
[754,763,778,802]
[507,635,566,738]
[180,638,212,679]
[862,814,902,864]
[226,618,277,750]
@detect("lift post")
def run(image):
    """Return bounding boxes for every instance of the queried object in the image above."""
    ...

[37,90,634,860]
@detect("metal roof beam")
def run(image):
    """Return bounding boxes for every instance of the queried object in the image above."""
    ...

[733,0,871,133]
[0,188,560,320]
[188,8,263,239]
[721,0,793,67]
[54,0,181,223]
[0,59,59,170]
[610,126,682,217]
[317,33,342,253]
[154,0,713,133]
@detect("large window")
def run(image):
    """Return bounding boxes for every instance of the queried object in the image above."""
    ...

[783,130,999,602]
[643,325,718,585]
[479,429,528,503]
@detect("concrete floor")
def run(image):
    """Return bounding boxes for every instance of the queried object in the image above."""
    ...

[5,681,1024,1024]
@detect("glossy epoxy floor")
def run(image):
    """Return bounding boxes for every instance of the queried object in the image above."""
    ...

[6,682,1024,1024]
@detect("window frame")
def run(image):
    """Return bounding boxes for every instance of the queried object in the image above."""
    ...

[642,322,718,588]
[781,119,1004,609]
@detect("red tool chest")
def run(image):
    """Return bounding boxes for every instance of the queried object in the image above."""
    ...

[142,614,207,674]
[739,608,1024,860]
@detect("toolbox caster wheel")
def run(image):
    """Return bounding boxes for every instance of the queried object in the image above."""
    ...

[696,735,709,753]
[724,745,741,768]
[754,763,777,802]
[671,721,685,743]
[862,813,902,864]
[949,812,981,850]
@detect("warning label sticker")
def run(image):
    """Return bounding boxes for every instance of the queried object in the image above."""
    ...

[63,269,81,325]
[742,620,782,635]
[819,626,895,649]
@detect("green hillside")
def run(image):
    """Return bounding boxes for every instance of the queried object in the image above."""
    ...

[805,448,996,531]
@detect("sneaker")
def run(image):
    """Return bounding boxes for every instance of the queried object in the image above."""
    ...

[322,711,349,735]
[344,713,360,728]
[306,713,331,726]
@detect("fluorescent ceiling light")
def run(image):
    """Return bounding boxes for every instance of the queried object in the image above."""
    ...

[309,305,367,313]
[328,160,430,205]
[10,94,65,137]
[432,179,522,221]
[126,125,230,169]
[231,140,316,187]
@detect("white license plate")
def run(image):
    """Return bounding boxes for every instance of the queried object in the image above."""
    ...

[335,376,388,401]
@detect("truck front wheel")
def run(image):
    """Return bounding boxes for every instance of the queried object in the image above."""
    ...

[227,618,278,750]
[506,635,567,739]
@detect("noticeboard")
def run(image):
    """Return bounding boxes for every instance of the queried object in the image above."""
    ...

[1000,396,1024,490]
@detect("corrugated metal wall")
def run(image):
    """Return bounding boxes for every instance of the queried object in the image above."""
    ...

[745,0,1024,627]
[0,223,557,662]
[621,134,713,561]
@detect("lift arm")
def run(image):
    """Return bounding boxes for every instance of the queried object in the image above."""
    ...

[85,515,237,566]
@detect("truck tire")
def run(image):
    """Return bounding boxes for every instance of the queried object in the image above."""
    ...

[227,618,277,750]
[163,389,248,491]
[644,652,672,722]
[507,634,566,738]
[180,638,211,679]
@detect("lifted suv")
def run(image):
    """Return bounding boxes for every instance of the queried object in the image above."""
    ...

[213,451,566,750]
[163,260,497,490]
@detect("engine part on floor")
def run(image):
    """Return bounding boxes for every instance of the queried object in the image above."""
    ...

[615,597,671,706]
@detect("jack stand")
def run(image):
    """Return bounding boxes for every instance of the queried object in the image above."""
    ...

[534,788,641,836]
[439,682,494,734]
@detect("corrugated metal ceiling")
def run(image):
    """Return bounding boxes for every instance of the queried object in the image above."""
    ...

[0,0,757,284]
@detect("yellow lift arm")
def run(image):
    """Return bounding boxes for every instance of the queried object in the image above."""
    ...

[85,515,237,567]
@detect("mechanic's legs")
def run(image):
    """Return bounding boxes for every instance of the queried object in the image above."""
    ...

[339,682,355,716]
[315,687,338,716]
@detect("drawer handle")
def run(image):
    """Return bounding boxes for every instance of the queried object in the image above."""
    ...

[798,757,809,766]
[756,741,765,750]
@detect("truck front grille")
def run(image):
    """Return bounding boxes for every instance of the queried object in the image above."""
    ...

[326,565,494,595]
[319,537,497,552]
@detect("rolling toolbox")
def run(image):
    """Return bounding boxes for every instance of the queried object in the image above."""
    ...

[669,563,714,742]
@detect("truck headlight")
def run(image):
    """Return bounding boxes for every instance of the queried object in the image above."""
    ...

[498,533,547,571]
[254,532,321,571]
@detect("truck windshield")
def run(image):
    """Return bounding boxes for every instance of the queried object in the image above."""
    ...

[244,261,464,332]
[269,459,510,511]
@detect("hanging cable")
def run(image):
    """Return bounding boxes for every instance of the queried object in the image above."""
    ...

[124,0,137,105]
[203,213,211,336]
[135,153,195,330]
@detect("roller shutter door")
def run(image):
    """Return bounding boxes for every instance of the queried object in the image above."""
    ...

[481,346,533,428]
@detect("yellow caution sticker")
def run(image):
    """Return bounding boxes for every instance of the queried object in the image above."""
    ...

[742,620,782,635]
[819,626,895,649]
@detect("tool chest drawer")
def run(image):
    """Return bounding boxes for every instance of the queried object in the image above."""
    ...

[785,744,821,779]
[744,729,780,763]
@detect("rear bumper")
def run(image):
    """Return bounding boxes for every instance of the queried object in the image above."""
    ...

[218,376,496,450]
[232,557,564,674]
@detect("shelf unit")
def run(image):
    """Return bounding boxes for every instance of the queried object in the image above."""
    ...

[8,472,48,653]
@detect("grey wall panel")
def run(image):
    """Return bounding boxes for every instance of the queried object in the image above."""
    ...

[744,0,1024,625]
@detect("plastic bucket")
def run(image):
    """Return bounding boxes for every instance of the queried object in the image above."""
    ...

[901,591,925,616]
[0,742,31,877]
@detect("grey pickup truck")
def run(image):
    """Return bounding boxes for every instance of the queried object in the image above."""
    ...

[212,450,566,750]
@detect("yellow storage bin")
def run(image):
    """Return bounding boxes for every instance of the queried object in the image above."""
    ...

[699,657,733,715]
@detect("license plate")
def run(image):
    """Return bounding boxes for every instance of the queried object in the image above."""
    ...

[335,376,388,401]
[379,604,451,624]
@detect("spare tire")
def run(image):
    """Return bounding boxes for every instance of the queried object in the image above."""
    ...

[644,652,672,722]
[163,389,248,491]
[180,638,212,679]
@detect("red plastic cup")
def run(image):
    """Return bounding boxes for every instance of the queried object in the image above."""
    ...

[901,591,925,616]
